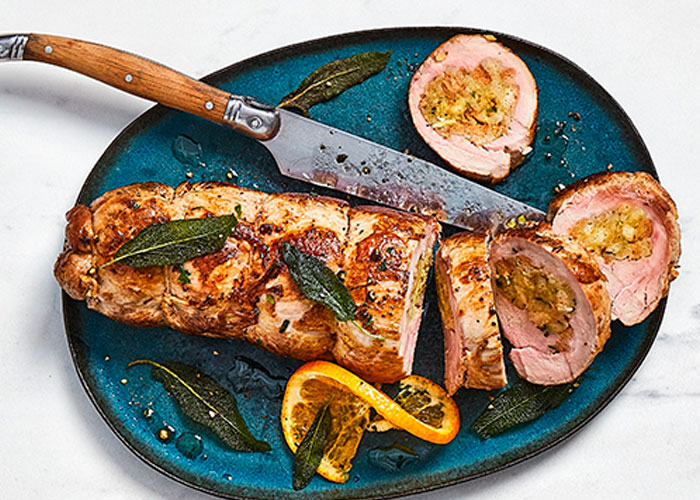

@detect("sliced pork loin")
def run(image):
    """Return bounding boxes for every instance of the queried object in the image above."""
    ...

[332,206,440,383]
[548,171,680,326]
[436,232,507,394]
[162,182,268,338]
[55,182,438,383]
[489,223,611,385]
[57,183,176,327]
[246,193,350,361]
[408,34,538,182]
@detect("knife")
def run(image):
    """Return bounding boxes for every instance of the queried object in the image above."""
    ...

[1,33,544,229]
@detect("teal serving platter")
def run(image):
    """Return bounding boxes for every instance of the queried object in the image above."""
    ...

[62,27,663,499]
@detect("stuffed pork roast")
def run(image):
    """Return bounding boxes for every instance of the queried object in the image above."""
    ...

[435,231,507,393]
[54,181,439,383]
[408,34,538,183]
[548,171,680,326]
[489,223,611,385]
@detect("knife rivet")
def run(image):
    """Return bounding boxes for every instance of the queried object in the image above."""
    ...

[44,45,53,54]
[205,100,214,110]
[124,73,133,83]
[249,117,262,129]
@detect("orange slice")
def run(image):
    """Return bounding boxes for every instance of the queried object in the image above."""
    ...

[281,360,459,483]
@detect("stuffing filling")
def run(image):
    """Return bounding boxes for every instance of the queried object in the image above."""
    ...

[419,58,519,146]
[434,263,455,333]
[407,248,433,325]
[570,203,653,261]
[494,255,576,351]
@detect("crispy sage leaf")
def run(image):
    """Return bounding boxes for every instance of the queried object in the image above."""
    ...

[281,242,356,322]
[128,360,270,452]
[102,214,238,268]
[293,399,332,491]
[176,264,191,284]
[278,50,392,116]
[470,378,581,439]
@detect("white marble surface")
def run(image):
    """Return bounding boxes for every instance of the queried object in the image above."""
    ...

[1,1,699,498]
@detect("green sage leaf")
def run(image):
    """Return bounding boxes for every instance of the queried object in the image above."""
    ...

[470,378,581,439]
[281,242,356,322]
[177,264,191,284]
[128,360,270,452]
[102,214,238,268]
[278,50,392,116]
[293,399,332,490]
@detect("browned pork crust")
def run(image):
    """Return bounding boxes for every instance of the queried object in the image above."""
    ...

[332,205,440,383]
[435,231,507,393]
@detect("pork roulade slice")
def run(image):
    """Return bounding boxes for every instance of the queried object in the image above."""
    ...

[548,171,681,326]
[408,34,538,182]
[435,231,507,394]
[332,206,440,383]
[490,223,611,385]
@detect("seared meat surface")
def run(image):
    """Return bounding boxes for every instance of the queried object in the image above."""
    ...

[435,232,506,394]
[55,182,439,383]
[90,182,175,327]
[247,193,350,361]
[332,205,440,383]
[163,182,268,337]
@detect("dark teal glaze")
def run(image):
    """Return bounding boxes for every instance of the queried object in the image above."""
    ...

[64,27,662,499]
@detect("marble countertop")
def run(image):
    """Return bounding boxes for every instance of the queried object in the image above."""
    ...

[2,1,698,498]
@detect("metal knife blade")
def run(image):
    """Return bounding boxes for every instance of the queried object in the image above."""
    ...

[261,108,544,230]
[0,33,543,228]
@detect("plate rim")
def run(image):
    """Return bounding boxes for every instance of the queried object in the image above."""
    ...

[63,25,662,500]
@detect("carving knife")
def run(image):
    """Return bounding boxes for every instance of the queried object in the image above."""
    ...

[1,33,544,229]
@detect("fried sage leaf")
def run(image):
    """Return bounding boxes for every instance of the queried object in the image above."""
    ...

[278,50,392,116]
[281,242,356,322]
[176,264,191,284]
[470,378,581,439]
[129,360,270,452]
[293,399,332,490]
[102,214,238,268]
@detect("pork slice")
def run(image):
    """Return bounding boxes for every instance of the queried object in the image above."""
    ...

[245,193,349,360]
[436,232,506,394]
[332,205,440,383]
[549,171,681,326]
[89,182,175,327]
[490,224,611,385]
[162,182,269,338]
[408,34,538,182]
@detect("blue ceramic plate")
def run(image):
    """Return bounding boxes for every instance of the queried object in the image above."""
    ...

[63,27,663,499]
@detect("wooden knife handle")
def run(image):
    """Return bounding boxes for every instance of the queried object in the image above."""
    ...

[1,33,279,140]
